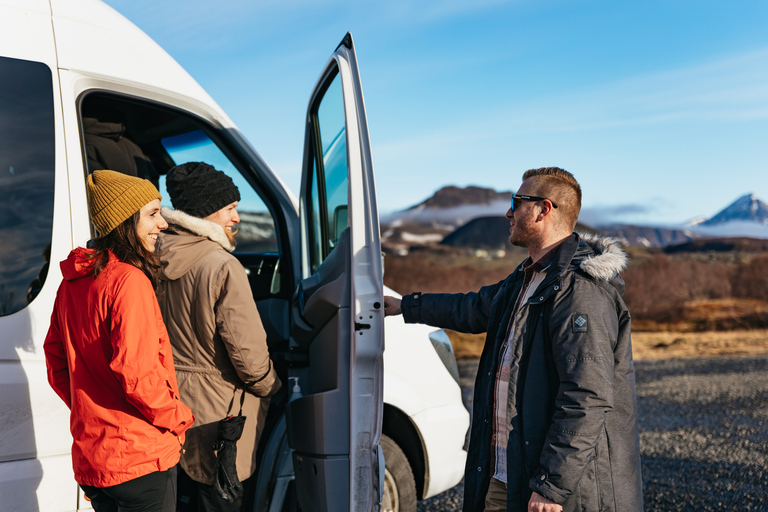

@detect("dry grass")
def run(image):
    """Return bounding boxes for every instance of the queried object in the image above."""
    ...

[631,329,768,360]
[445,328,768,361]
[386,247,768,361]
[445,330,487,359]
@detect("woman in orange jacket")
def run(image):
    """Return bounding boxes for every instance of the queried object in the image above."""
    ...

[44,170,195,512]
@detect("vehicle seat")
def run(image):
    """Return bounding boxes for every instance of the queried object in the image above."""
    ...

[83,110,159,188]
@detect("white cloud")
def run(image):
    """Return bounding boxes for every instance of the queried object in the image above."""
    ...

[373,46,768,159]
[506,47,768,132]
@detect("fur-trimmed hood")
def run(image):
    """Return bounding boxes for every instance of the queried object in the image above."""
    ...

[158,207,236,281]
[575,232,628,281]
[161,207,235,252]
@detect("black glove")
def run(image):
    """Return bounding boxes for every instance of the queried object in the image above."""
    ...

[212,415,246,503]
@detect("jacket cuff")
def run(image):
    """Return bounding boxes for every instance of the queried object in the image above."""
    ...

[246,362,283,397]
[529,468,568,505]
[400,292,423,324]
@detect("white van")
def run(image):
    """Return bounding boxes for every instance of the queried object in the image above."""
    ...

[0,1,469,511]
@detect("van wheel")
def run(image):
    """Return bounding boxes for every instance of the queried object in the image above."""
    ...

[381,434,417,512]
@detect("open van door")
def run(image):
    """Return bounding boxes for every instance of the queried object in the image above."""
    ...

[287,33,384,511]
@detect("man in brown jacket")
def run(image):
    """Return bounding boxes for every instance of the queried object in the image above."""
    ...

[156,162,281,512]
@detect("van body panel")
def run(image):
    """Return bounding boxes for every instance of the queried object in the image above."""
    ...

[0,2,54,64]
[381,314,469,499]
[50,0,225,121]
[0,454,80,512]
[409,405,469,499]
[0,4,80,511]
[0,0,50,13]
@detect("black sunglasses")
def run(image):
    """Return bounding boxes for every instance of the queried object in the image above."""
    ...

[511,194,558,211]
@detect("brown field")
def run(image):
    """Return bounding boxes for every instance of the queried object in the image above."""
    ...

[445,328,768,360]
[384,246,768,361]
[631,329,768,359]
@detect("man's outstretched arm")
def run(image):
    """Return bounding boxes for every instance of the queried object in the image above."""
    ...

[383,279,506,334]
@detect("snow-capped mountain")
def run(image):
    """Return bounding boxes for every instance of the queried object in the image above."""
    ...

[381,187,768,251]
[701,194,768,226]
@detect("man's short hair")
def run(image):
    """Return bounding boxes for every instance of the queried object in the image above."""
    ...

[521,167,582,232]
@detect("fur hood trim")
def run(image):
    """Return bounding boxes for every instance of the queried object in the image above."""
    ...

[161,207,235,252]
[576,232,627,281]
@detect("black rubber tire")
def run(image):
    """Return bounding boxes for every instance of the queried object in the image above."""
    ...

[381,434,418,512]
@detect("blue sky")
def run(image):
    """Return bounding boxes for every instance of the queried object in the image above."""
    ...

[103,0,768,226]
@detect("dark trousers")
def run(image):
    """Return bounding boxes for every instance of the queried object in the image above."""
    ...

[177,467,254,512]
[80,466,177,512]
[484,477,507,511]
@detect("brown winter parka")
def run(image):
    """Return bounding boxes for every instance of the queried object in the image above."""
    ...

[156,207,281,485]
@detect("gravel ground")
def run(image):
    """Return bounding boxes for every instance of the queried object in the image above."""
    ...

[418,355,768,512]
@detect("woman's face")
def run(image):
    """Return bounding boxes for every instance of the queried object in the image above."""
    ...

[136,199,168,251]
[205,201,240,234]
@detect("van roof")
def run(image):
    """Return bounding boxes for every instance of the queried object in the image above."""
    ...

[50,0,233,126]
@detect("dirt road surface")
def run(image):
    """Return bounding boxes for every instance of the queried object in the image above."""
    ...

[418,354,768,511]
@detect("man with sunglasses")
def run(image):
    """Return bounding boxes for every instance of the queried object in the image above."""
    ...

[384,167,642,512]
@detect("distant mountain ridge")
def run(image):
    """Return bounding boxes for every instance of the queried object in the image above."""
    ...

[381,186,768,250]
[381,186,512,237]
[440,217,596,249]
[407,185,512,209]
[596,224,700,248]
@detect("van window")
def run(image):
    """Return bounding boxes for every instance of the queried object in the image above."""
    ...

[306,71,349,274]
[80,93,282,297]
[0,56,55,316]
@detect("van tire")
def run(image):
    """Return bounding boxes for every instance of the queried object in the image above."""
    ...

[381,434,417,512]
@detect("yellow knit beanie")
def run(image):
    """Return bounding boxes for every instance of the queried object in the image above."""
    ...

[86,170,161,236]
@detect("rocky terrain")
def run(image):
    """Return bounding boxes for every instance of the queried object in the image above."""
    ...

[418,355,768,512]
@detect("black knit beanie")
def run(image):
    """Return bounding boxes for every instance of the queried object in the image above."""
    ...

[166,162,240,218]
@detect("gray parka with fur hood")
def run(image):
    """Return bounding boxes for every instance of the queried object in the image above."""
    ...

[401,233,642,512]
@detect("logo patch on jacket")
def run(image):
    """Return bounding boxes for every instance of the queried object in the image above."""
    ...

[573,314,588,333]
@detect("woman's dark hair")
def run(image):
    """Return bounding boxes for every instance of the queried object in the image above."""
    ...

[87,210,161,288]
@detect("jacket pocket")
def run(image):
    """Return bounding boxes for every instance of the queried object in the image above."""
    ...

[595,428,615,511]
[575,448,599,512]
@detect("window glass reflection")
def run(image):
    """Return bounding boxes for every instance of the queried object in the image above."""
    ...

[0,56,55,316]
[316,75,348,249]
[307,71,349,274]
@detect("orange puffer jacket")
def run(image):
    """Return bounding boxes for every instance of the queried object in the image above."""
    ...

[44,248,194,488]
